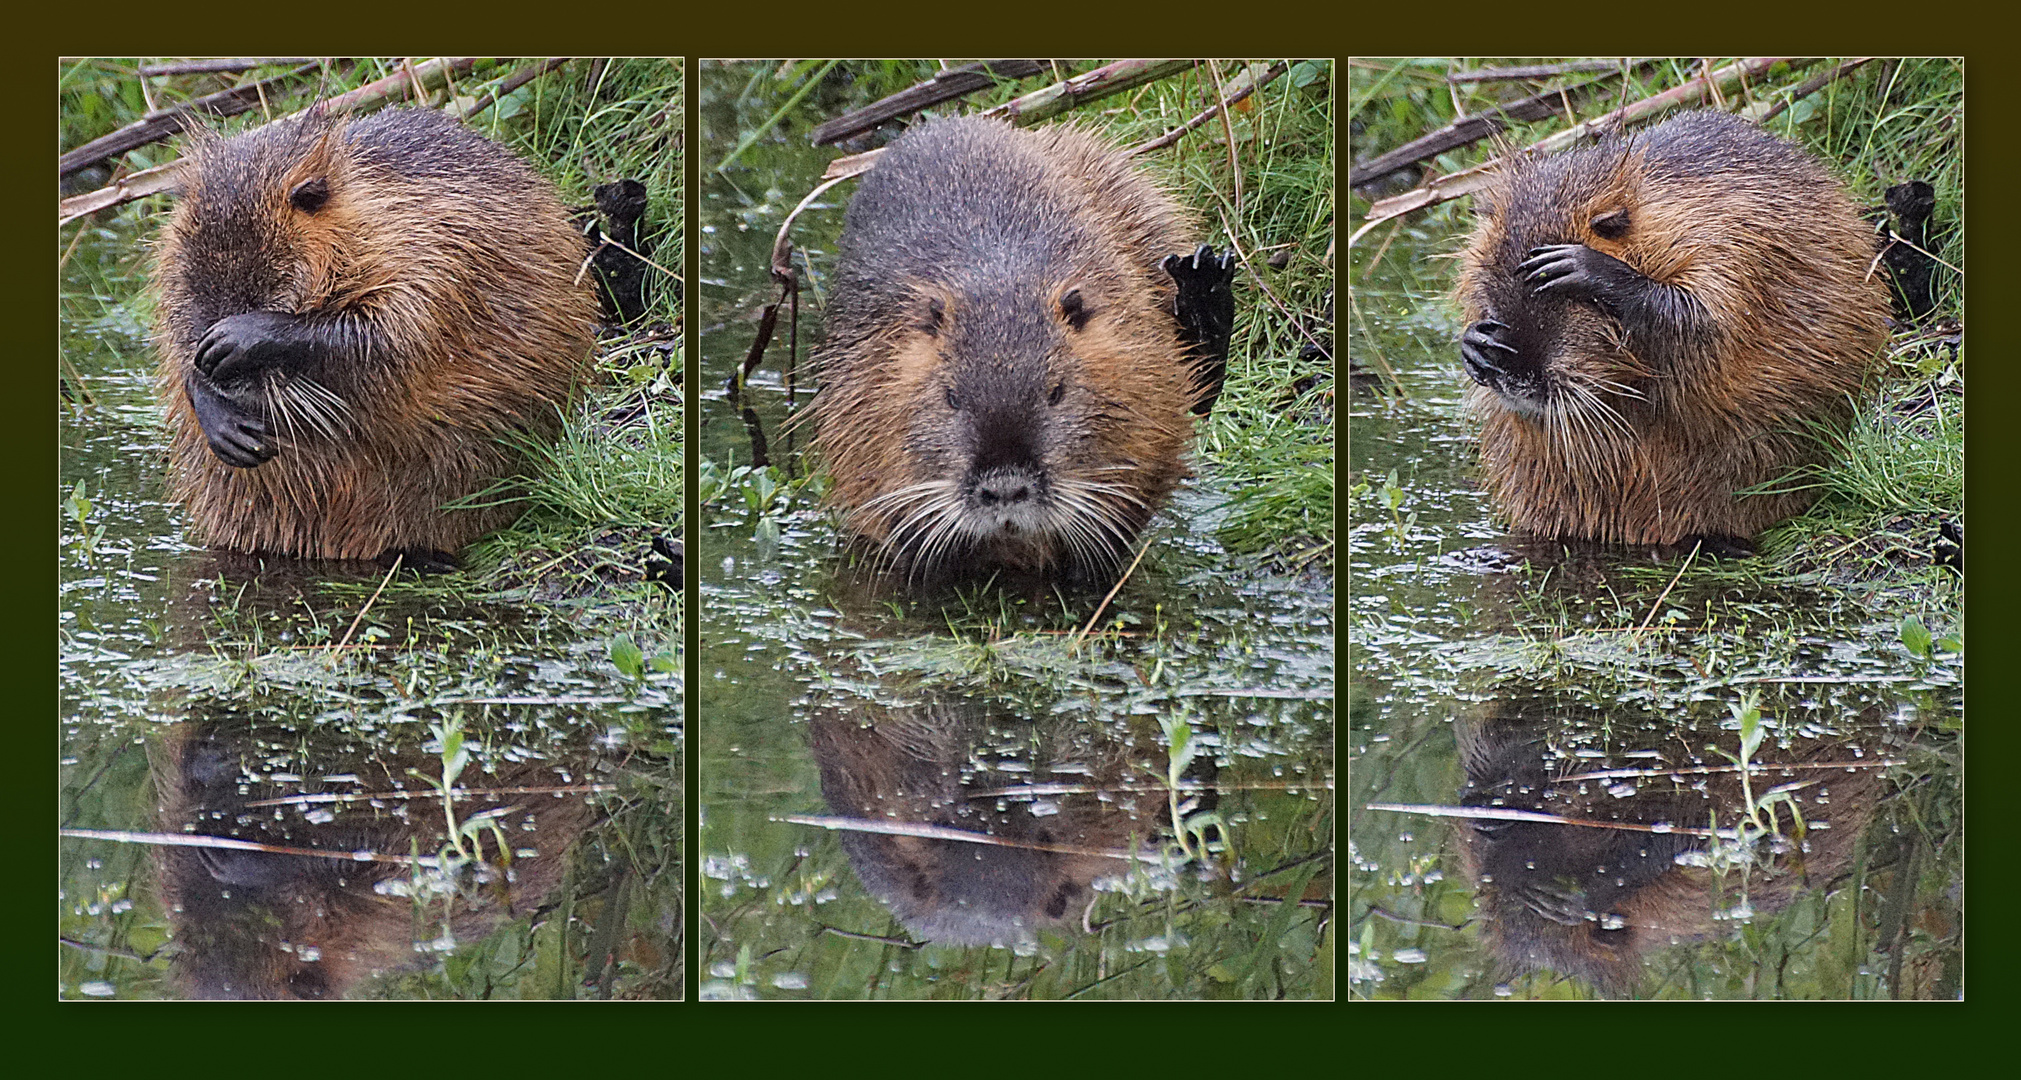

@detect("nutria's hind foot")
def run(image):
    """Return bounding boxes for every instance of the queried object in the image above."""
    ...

[1164,243,1236,417]
[1934,517,1963,571]
[645,533,684,590]
[377,547,460,575]
[184,372,275,469]
[1681,534,1756,560]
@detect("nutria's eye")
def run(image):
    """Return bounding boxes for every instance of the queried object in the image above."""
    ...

[1047,381,1066,406]
[945,387,962,411]
[1059,288,1093,331]
[917,297,945,337]
[1589,208,1631,240]
[290,177,330,214]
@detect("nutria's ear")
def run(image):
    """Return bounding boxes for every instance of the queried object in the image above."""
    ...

[915,296,945,336]
[289,177,330,214]
[1058,287,1094,331]
[1590,208,1631,240]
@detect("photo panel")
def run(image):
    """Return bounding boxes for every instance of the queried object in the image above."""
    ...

[694,59,1336,1000]
[58,57,686,1000]
[1347,57,1963,1000]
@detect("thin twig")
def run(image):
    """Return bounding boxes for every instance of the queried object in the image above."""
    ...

[809,60,1059,144]
[139,58,317,77]
[331,554,400,656]
[774,814,1161,861]
[1758,57,1874,122]
[1362,802,1724,838]
[461,56,572,120]
[1634,540,1699,637]
[243,783,617,809]
[1559,759,1905,783]
[1126,61,1286,156]
[1071,536,1155,651]
[820,925,923,949]
[979,58,1195,125]
[1447,60,1639,84]
[1205,61,1244,226]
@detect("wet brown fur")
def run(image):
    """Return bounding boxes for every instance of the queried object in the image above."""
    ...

[153,107,599,561]
[1458,110,1890,545]
[813,116,1200,582]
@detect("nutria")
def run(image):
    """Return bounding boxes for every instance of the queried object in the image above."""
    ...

[1450,696,1884,996]
[812,116,1235,585]
[153,106,599,568]
[1456,109,1890,553]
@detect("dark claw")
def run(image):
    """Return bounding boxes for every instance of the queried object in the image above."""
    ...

[184,372,276,469]
[1459,320,1520,386]
[1519,245,1586,288]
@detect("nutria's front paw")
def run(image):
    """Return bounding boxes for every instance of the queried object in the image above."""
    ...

[1520,244,1642,308]
[196,310,303,384]
[184,371,276,469]
[1164,244,1237,416]
[1459,319,1520,387]
[1164,243,1236,313]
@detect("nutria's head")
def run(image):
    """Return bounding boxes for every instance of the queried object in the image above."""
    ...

[1458,142,1654,429]
[846,270,1188,582]
[157,110,366,443]
[161,110,360,341]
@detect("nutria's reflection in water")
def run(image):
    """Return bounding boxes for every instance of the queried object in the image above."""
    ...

[808,701,1212,948]
[152,710,613,999]
[1449,694,1890,995]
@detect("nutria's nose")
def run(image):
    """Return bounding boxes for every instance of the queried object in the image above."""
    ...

[975,471,1035,506]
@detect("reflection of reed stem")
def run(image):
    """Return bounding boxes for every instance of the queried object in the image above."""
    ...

[774,814,1163,862]
[1362,803,1728,838]
[60,827,439,866]
[1556,759,1903,783]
